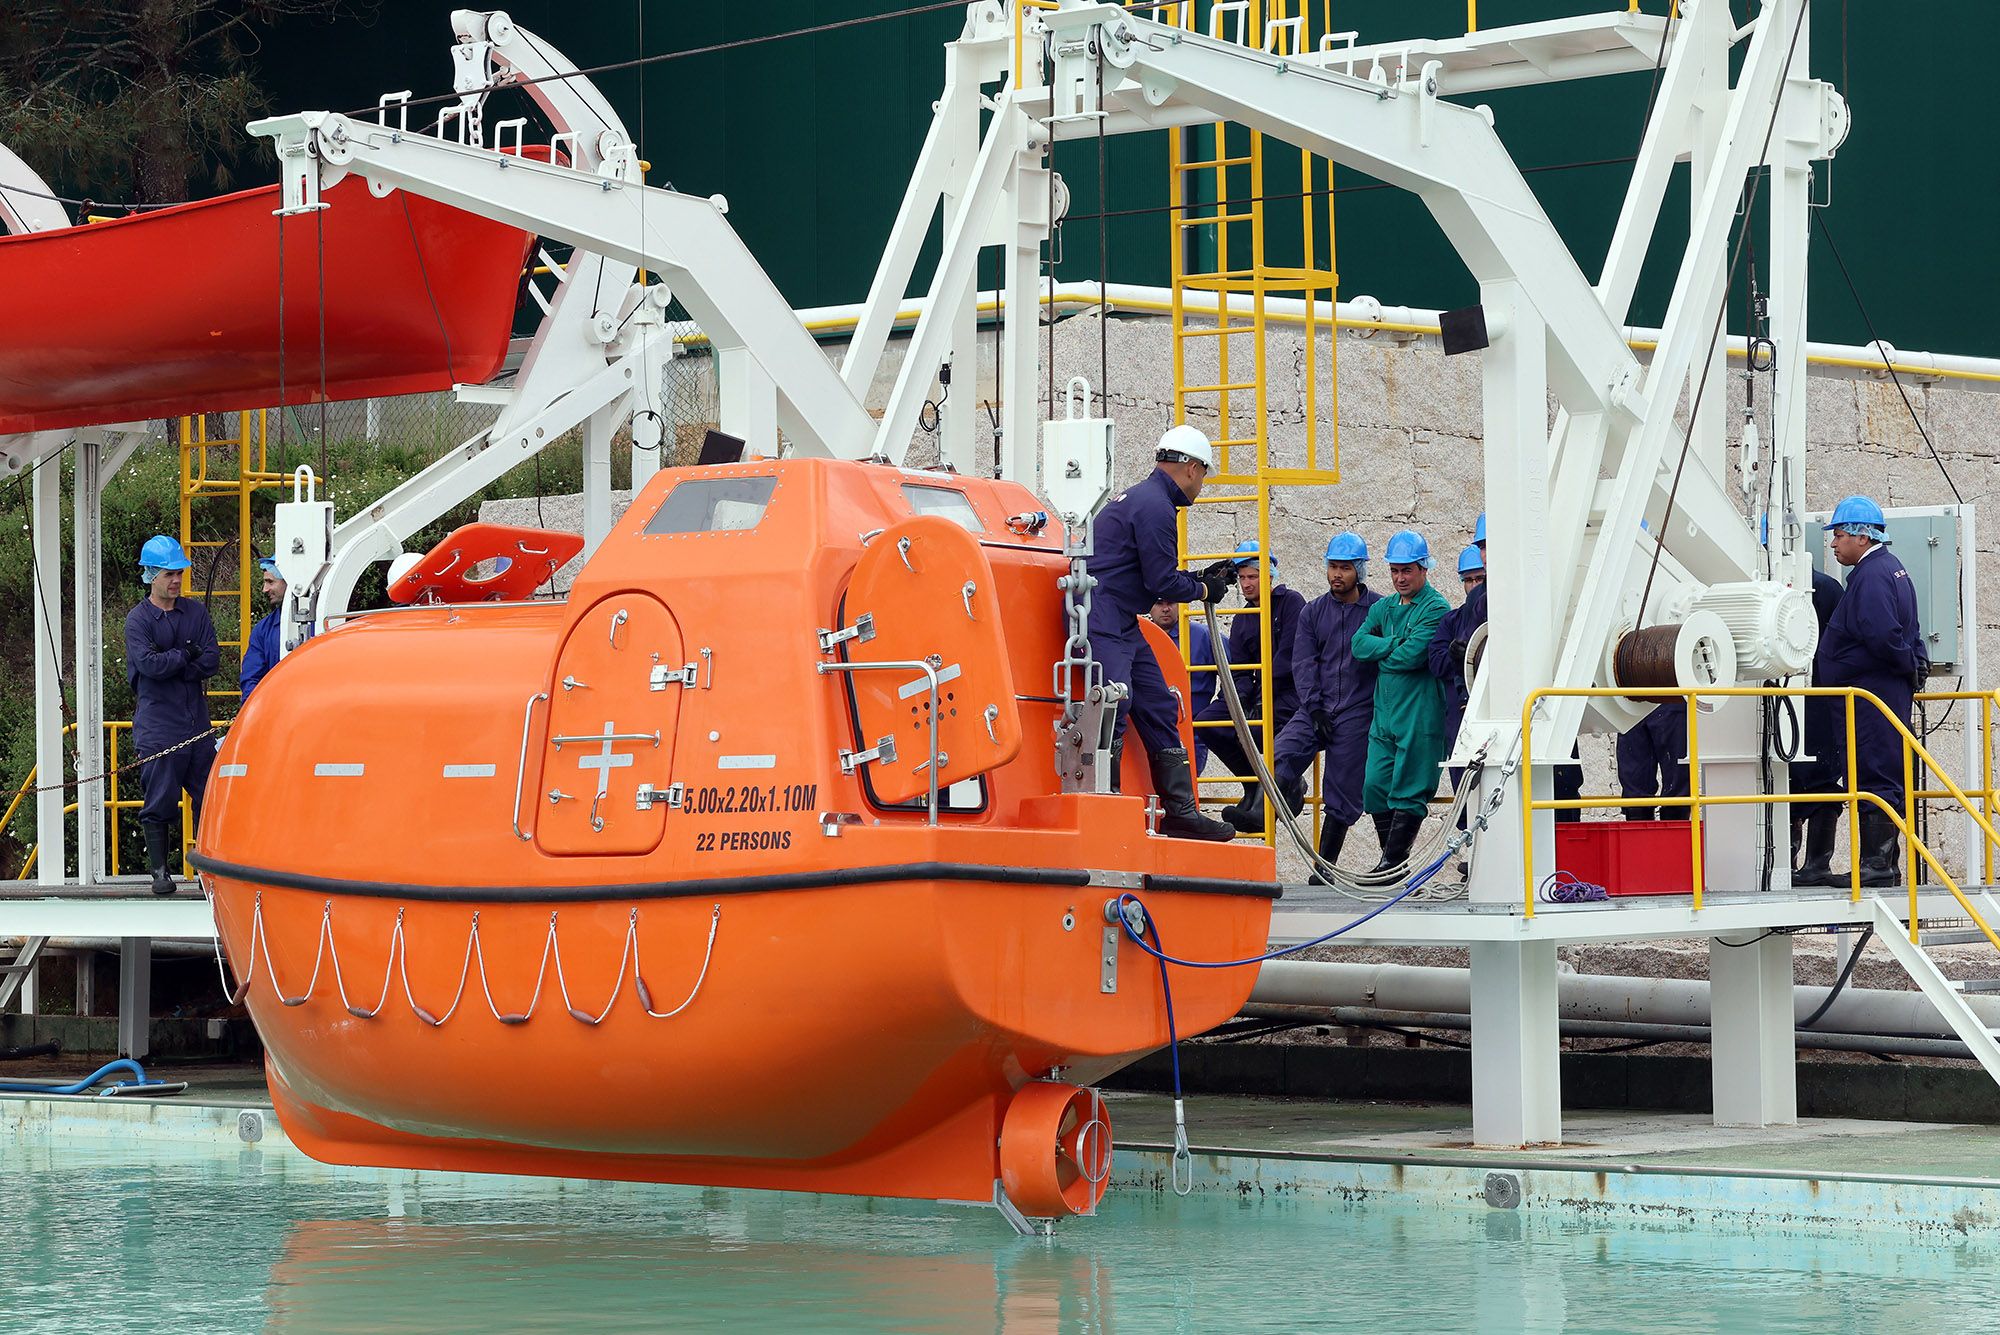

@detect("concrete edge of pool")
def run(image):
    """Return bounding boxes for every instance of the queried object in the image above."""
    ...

[10,1091,2000,1238]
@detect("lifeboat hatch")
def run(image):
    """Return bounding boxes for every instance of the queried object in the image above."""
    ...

[534,594,683,855]
[836,515,1023,806]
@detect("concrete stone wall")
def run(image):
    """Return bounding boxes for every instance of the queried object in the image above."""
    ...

[484,311,2000,880]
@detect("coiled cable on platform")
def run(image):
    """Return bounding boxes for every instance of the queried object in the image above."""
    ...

[1202,602,1476,900]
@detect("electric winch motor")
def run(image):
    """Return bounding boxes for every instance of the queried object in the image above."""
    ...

[1673,581,1818,679]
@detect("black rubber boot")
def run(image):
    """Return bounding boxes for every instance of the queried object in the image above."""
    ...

[1222,783,1265,832]
[1792,806,1842,887]
[1307,819,1350,885]
[1366,811,1398,874]
[142,820,176,897]
[1153,748,1235,842]
[1857,809,1901,888]
[1381,811,1423,874]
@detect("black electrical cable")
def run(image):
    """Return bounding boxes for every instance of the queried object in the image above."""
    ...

[1813,209,1964,506]
[1798,925,1872,1029]
[341,0,976,123]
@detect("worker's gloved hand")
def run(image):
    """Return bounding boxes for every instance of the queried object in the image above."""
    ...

[1450,638,1470,669]
[1313,709,1337,747]
[1196,560,1237,604]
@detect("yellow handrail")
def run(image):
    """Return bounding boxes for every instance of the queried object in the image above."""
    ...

[1517,686,2000,954]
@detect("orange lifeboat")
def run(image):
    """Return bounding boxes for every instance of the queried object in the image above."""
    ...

[194,458,1276,1218]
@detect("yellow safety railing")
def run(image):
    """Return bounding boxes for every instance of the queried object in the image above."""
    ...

[9,721,204,880]
[1914,690,2000,886]
[1518,686,2000,953]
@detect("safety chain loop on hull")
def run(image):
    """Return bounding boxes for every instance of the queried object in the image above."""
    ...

[205,883,722,1027]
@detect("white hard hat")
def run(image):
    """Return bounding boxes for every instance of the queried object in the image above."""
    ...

[1156,424,1214,468]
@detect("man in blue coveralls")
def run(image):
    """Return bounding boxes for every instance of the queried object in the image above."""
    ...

[1814,495,1926,886]
[1270,532,1380,871]
[1083,425,1235,841]
[239,556,287,700]
[1198,539,1307,832]
[1790,561,1847,885]
[124,535,221,895]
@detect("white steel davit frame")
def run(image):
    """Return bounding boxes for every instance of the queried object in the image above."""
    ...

[19,2,1987,1148]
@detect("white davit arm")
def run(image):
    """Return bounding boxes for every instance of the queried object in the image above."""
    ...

[248,109,876,461]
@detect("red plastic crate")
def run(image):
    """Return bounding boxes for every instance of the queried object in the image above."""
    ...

[1554,820,1699,897]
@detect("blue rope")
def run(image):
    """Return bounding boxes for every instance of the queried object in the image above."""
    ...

[0,1058,159,1096]
[1119,844,1455,1194]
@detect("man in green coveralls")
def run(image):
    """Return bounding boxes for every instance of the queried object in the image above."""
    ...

[1351,529,1450,874]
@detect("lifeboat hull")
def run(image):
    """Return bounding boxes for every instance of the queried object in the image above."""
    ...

[197,457,1278,1213]
[0,177,533,434]
[207,863,1269,1205]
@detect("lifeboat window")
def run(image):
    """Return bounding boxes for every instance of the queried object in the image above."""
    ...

[900,484,985,534]
[644,476,778,535]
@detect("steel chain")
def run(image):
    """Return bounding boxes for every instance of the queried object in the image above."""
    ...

[8,726,222,799]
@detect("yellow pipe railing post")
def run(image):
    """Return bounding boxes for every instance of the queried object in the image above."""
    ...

[1685,698,1704,910]
[1845,696,1861,903]
[1906,743,1920,939]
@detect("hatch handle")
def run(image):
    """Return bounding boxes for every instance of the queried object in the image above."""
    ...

[550,729,660,749]
[816,658,944,825]
[511,691,550,841]
[896,537,916,572]
[961,579,978,620]
[608,608,628,648]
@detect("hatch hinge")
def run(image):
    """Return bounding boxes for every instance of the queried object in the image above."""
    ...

[635,781,684,811]
[838,734,898,776]
[817,614,875,653]
[649,662,699,691]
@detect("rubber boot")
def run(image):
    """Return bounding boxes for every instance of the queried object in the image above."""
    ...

[1792,806,1842,887]
[1307,819,1349,886]
[1153,748,1235,842]
[142,820,176,897]
[1376,811,1422,875]
[1857,809,1901,888]
[1366,811,1396,874]
[1222,783,1264,832]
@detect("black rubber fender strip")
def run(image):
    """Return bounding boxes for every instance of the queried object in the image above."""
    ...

[1144,873,1285,900]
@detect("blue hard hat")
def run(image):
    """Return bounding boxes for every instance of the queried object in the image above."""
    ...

[139,535,190,572]
[1230,538,1274,571]
[1324,532,1369,564]
[1829,495,1889,541]
[1384,529,1433,569]
[1473,511,1487,545]
[257,556,280,575]
[1458,545,1485,575]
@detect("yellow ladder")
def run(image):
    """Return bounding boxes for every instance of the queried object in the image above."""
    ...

[178,410,291,702]
[1158,0,1342,846]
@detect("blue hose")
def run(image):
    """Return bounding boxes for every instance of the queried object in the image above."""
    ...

[0,1058,159,1096]
[1122,844,1455,1193]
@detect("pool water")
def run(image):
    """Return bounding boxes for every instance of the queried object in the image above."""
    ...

[4,1138,1996,1333]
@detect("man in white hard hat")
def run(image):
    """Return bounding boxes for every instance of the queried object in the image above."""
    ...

[1080,424,1237,841]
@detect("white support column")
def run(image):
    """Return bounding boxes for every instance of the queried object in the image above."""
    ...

[117,937,150,1059]
[72,436,106,884]
[1709,929,1797,1126]
[580,404,615,555]
[938,44,982,474]
[999,125,1051,486]
[1468,281,1553,906]
[1470,940,1562,1147]
[32,452,66,887]
[16,955,36,1016]
[75,951,95,1016]
[718,350,780,458]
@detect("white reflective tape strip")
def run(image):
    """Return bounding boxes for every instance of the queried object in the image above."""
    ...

[313,763,364,777]
[442,763,497,778]
[717,754,776,770]
[217,764,248,778]
[897,662,962,700]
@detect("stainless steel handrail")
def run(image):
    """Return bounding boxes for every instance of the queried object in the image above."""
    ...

[512,692,550,841]
[816,659,943,825]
